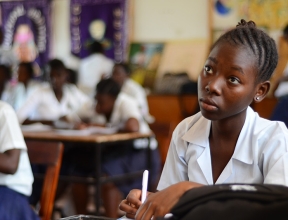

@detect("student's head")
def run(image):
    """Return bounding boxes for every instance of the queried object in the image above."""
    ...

[47,59,67,91]
[283,24,288,42]
[17,62,34,84]
[88,41,104,54]
[111,63,131,87]
[95,78,121,116]
[198,19,278,121]
[0,64,11,84]
[66,68,78,85]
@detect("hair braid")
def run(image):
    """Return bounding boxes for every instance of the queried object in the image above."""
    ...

[212,19,278,83]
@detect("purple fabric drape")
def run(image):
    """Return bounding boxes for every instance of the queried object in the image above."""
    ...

[70,0,128,62]
[0,0,51,68]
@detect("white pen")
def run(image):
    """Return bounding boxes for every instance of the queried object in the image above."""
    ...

[141,170,149,203]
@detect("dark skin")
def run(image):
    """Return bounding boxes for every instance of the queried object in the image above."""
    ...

[111,65,128,88]
[50,68,67,102]
[119,42,270,220]
[0,149,20,174]
[17,64,31,88]
[0,67,10,99]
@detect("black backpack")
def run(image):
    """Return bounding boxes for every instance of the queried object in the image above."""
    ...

[161,184,288,220]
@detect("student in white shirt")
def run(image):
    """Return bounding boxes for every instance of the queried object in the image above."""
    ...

[16,59,92,125]
[78,41,114,98]
[119,19,288,220]
[14,62,43,110]
[111,63,154,123]
[0,101,39,220]
[0,64,22,108]
[71,78,160,218]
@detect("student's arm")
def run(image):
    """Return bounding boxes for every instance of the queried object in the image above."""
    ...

[122,117,139,132]
[0,149,20,174]
[119,182,203,220]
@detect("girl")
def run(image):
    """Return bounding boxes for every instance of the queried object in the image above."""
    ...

[16,59,92,125]
[0,101,39,220]
[111,63,154,123]
[119,20,288,220]
[14,62,43,110]
[70,78,160,218]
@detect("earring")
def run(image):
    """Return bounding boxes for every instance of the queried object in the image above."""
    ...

[255,97,260,101]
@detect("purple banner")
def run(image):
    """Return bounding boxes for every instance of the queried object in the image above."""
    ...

[70,0,128,62]
[0,0,50,67]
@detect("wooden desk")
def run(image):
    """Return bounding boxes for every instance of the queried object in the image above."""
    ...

[23,130,154,215]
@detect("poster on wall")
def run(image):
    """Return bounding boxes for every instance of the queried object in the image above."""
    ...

[0,0,50,70]
[128,42,164,89]
[70,0,128,62]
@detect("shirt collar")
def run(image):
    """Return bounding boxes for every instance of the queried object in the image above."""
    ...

[181,107,255,164]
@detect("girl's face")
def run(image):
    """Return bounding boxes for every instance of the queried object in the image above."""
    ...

[95,93,115,116]
[17,65,30,83]
[112,65,127,86]
[50,69,67,91]
[198,42,259,121]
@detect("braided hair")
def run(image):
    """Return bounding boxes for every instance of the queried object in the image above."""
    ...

[212,19,278,83]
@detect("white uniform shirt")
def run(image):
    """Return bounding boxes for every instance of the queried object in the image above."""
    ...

[78,54,114,98]
[1,82,22,108]
[122,79,154,123]
[157,107,288,190]
[0,101,33,196]
[16,84,93,123]
[91,93,151,134]
[14,80,44,110]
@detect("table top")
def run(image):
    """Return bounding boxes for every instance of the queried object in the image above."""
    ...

[22,130,154,144]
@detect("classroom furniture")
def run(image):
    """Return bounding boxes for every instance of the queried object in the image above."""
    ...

[60,214,115,219]
[26,140,64,220]
[147,94,199,165]
[23,130,154,215]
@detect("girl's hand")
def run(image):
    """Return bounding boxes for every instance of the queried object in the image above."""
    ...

[119,189,153,219]
[135,181,203,220]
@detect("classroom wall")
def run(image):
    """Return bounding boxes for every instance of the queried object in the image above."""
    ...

[132,0,209,42]
[50,0,209,69]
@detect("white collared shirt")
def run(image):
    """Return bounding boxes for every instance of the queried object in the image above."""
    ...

[78,53,114,98]
[157,107,288,190]
[16,84,93,123]
[0,101,33,196]
[91,93,151,134]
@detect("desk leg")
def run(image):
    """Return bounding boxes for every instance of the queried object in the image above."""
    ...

[95,143,101,215]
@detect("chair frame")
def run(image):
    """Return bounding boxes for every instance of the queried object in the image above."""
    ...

[26,140,64,220]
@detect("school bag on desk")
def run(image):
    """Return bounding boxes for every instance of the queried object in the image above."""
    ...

[160,184,288,220]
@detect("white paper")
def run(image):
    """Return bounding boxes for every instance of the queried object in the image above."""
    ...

[21,123,53,132]
[54,126,118,136]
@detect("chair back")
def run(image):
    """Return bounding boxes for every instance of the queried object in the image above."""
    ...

[26,140,64,220]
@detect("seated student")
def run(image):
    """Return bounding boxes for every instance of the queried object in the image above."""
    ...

[16,59,92,125]
[119,19,288,220]
[0,64,21,108]
[71,78,160,218]
[14,62,43,110]
[0,100,39,220]
[111,63,154,123]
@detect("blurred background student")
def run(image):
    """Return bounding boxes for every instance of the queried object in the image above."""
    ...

[78,41,114,99]
[16,59,92,125]
[70,78,160,218]
[0,100,39,220]
[111,63,154,123]
[14,62,43,110]
[0,64,21,109]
